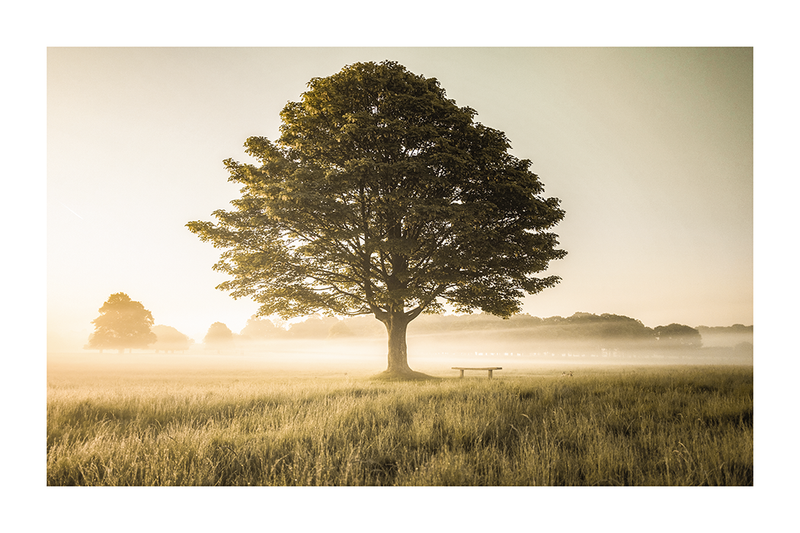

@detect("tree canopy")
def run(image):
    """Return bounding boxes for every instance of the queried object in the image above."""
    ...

[240,317,286,341]
[86,293,157,353]
[152,325,192,353]
[654,323,703,349]
[188,61,566,377]
[203,322,234,351]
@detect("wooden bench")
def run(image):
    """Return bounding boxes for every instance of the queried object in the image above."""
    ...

[452,367,502,379]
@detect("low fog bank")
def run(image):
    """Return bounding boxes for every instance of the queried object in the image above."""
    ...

[47,341,751,387]
[61,311,753,371]
[47,348,385,382]
[189,312,754,367]
[51,332,752,383]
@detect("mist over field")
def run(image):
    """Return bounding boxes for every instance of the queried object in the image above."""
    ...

[47,337,754,488]
[54,312,753,378]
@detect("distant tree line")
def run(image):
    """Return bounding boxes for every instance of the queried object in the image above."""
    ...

[695,324,753,352]
[85,293,750,355]
[233,312,748,353]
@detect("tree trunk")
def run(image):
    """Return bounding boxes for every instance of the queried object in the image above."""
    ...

[384,312,412,375]
[375,310,431,380]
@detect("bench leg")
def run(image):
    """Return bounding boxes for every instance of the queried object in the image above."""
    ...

[488,369,493,379]
[459,369,464,378]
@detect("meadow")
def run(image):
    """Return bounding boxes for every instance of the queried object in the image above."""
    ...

[47,352,753,486]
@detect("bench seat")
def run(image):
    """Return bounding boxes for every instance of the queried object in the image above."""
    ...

[452,367,502,379]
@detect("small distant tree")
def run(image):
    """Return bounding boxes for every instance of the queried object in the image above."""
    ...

[152,325,192,353]
[204,322,234,353]
[654,323,702,349]
[87,292,157,353]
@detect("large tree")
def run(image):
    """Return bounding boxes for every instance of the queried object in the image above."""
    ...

[87,292,157,353]
[188,61,566,378]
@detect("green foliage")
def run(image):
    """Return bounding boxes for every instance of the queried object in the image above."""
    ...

[187,60,566,324]
[86,293,156,352]
[655,323,703,349]
[409,312,653,338]
[48,362,752,486]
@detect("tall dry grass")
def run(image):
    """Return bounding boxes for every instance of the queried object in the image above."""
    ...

[47,356,752,486]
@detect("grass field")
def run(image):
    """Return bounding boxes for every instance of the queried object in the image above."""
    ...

[47,352,753,486]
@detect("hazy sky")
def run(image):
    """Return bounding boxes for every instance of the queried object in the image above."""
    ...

[47,47,753,351]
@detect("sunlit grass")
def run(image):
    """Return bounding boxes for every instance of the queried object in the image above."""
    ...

[47,356,752,486]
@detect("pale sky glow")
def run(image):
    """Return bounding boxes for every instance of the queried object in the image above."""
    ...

[47,47,753,351]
